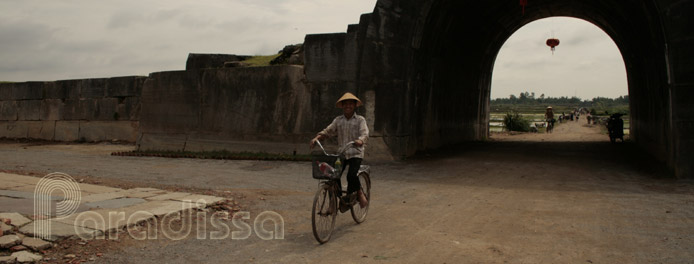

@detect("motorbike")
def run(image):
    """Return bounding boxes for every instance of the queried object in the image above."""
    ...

[606,113,624,143]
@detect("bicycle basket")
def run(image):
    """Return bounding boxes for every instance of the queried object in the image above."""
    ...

[312,154,339,180]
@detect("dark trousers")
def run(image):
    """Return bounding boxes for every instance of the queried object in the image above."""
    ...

[337,158,362,196]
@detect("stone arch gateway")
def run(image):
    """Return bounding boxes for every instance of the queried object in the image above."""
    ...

[303,0,693,178]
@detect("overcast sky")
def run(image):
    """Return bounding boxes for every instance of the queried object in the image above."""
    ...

[492,17,628,100]
[1,1,627,100]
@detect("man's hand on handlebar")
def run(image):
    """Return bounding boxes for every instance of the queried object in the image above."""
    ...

[310,136,321,149]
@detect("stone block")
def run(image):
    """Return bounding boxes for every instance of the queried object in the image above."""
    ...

[77,183,123,194]
[78,121,139,142]
[0,213,32,228]
[1,82,44,100]
[63,99,96,120]
[0,121,27,138]
[84,198,146,209]
[26,121,55,140]
[11,251,43,263]
[0,255,16,264]
[94,98,118,121]
[80,192,126,203]
[19,220,102,241]
[17,100,41,121]
[0,235,21,248]
[0,84,11,101]
[52,79,82,99]
[116,97,140,121]
[80,78,107,98]
[0,101,17,121]
[185,54,250,70]
[139,71,201,133]
[106,76,146,97]
[54,121,80,141]
[40,99,64,121]
[21,237,51,251]
[304,33,358,82]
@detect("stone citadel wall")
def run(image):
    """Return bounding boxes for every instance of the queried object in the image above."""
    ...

[0,77,143,142]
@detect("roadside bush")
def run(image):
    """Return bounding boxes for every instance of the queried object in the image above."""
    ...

[503,111,530,132]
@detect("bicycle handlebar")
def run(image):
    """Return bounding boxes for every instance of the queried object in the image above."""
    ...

[314,140,361,156]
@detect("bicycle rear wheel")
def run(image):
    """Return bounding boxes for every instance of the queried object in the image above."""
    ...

[350,172,370,224]
[312,183,337,244]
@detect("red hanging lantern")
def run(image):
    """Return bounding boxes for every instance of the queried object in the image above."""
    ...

[520,0,528,15]
[546,38,560,54]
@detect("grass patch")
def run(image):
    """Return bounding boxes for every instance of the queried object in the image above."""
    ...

[112,150,312,161]
[0,81,14,84]
[241,54,281,67]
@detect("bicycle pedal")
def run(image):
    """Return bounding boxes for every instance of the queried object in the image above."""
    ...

[339,202,351,213]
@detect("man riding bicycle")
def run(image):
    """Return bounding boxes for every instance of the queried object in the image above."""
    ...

[310,92,369,209]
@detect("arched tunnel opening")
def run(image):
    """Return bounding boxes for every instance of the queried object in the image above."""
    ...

[305,0,691,177]
[489,17,629,139]
[355,0,671,171]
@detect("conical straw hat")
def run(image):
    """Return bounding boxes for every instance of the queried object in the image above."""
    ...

[336,92,363,108]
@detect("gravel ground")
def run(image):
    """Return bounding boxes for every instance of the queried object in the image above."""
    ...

[1,121,693,263]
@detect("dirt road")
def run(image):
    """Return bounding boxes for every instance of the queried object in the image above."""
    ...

[1,121,692,263]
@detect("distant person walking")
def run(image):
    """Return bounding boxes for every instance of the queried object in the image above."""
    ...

[545,106,555,133]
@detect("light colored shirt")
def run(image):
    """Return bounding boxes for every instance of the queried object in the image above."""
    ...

[318,114,369,159]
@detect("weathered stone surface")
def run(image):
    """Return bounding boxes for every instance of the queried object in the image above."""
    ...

[0,255,17,264]
[0,181,27,189]
[80,192,127,203]
[0,213,32,227]
[0,173,41,185]
[139,71,201,133]
[84,198,146,209]
[116,97,140,121]
[95,98,118,121]
[304,33,358,82]
[0,101,17,121]
[0,121,27,138]
[17,100,41,121]
[173,195,226,206]
[56,200,197,233]
[19,220,101,241]
[52,80,82,99]
[63,99,96,120]
[76,183,123,194]
[1,82,44,100]
[1,222,12,235]
[146,192,191,201]
[26,121,55,140]
[0,235,21,248]
[118,188,166,199]
[21,237,51,251]
[39,99,64,121]
[80,78,107,98]
[54,121,79,141]
[78,121,138,142]
[185,54,250,70]
[0,256,16,263]
[106,76,146,97]
[11,251,42,263]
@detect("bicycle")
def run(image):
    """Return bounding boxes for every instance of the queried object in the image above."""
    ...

[546,118,555,133]
[311,140,371,244]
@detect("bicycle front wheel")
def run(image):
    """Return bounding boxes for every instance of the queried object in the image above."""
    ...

[350,172,371,224]
[312,183,337,244]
